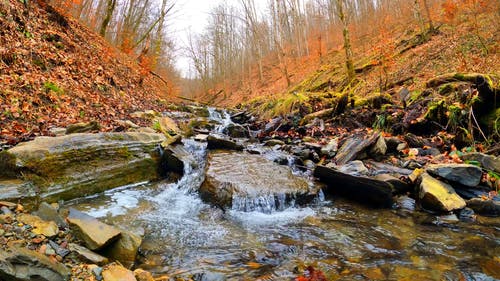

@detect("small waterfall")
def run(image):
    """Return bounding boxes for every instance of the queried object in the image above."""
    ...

[208,107,232,134]
[231,193,293,214]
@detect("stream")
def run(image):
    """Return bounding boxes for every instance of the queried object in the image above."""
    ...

[66,109,500,280]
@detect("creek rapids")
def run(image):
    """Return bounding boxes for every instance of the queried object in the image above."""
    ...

[66,108,500,281]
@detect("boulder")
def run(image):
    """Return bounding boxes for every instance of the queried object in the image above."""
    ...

[101,230,142,268]
[17,214,59,237]
[462,152,500,173]
[0,132,165,205]
[102,263,137,281]
[200,152,310,211]
[314,165,394,207]
[67,208,121,251]
[426,163,483,187]
[418,173,466,212]
[68,243,108,265]
[467,198,500,217]
[223,123,249,138]
[207,134,243,151]
[160,144,195,176]
[373,174,412,194]
[0,246,70,281]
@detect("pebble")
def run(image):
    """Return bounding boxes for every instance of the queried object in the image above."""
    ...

[0,229,4,236]
[1,206,13,215]
[45,244,56,256]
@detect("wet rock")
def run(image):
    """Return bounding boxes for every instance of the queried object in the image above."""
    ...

[320,138,339,157]
[395,196,416,211]
[462,152,500,173]
[34,202,67,228]
[466,198,500,217]
[17,214,59,237]
[337,160,369,176]
[385,137,406,154]
[335,133,380,165]
[102,263,137,281]
[66,121,100,134]
[160,134,182,149]
[0,246,70,281]
[134,269,154,281]
[417,173,466,212]
[314,165,394,207]
[0,179,36,203]
[200,152,310,211]
[207,134,244,151]
[67,208,121,250]
[223,123,249,138]
[1,132,165,204]
[459,207,476,222]
[160,144,195,176]
[68,243,108,265]
[426,164,483,187]
[101,230,142,268]
[230,111,252,124]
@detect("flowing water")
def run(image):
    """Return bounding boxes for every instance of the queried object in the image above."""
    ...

[67,109,500,280]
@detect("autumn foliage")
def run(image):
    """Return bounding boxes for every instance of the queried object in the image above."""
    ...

[0,0,176,146]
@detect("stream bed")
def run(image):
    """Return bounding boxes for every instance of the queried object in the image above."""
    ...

[66,110,500,281]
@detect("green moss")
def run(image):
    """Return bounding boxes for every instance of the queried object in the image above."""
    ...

[0,151,17,177]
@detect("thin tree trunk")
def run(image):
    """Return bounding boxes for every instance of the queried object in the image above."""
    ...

[336,0,355,83]
[99,0,116,37]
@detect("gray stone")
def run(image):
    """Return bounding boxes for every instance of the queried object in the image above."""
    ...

[427,163,483,187]
[462,152,500,173]
[337,160,369,176]
[0,246,70,281]
[67,208,121,250]
[369,135,387,157]
[160,145,196,176]
[335,133,380,165]
[320,138,338,157]
[418,173,466,212]
[48,241,70,258]
[200,152,310,211]
[68,243,108,265]
[66,121,100,134]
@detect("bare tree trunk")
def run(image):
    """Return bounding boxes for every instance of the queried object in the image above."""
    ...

[336,0,355,83]
[99,0,116,37]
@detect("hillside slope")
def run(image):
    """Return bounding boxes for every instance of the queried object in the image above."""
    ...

[0,0,176,146]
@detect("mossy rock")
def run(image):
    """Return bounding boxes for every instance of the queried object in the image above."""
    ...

[1,132,166,207]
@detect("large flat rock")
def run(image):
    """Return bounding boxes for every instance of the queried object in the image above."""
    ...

[426,163,483,187]
[0,132,165,205]
[200,152,310,211]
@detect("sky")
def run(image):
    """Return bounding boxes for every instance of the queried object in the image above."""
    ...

[170,0,266,78]
[171,0,224,77]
